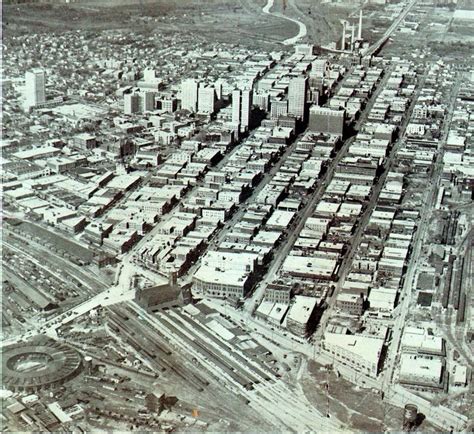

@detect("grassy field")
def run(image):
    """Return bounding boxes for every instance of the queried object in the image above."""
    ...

[3,1,174,36]
[2,0,357,49]
[275,0,355,45]
[1,1,274,32]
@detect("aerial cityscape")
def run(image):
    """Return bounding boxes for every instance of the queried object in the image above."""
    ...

[1,0,473,432]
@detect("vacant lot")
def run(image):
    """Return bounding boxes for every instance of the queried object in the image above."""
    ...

[301,360,440,432]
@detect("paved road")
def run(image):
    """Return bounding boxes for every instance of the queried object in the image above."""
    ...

[183,133,306,290]
[378,75,470,434]
[347,69,430,390]
[311,63,397,337]
[242,135,355,317]
[1,285,134,348]
[365,0,418,57]
[424,76,473,367]
[262,0,307,45]
[244,63,395,318]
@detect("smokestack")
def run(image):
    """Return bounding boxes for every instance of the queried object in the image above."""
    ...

[351,25,355,51]
[341,21,346,51]
[358,10,363,40]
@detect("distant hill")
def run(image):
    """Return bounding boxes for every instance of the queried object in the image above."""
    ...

[3,0,238,5]
[4,0,163,5]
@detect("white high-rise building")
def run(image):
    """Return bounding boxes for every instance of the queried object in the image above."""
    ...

[312,59,328,78]
[253,92,270,111]
[198,85,216,114]
[25,69,46,108]
[124,93,140,115]
[232,89,252,129]
[215,79,225,100]
[143,68,156,82]
[232,89,241,125]
[241,89,252,129]
[288,76,308,121]
[181,79,199,112]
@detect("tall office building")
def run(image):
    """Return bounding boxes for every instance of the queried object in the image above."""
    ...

[160,98,178,113]
[197,85,216,114]
[181,79,199,112]
[232,89,241,125]
[215,79,225,100]
[312,59,328,78]
[308,106,345,136]
[253,92,270,111]
[270,99,288,120]
[309,89,320,106]
[288,76,308,121]
[232,89,252,129]
[124,93,140,115]
[25,69,46,108]
[140,91,156,112]
[241,90,252,129]
[143,68,156,82]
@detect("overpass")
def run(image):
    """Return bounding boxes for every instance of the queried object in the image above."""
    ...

[364,0,418,57]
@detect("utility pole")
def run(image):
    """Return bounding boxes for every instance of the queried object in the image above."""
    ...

[325,365,331,418]
[381,391,388,433]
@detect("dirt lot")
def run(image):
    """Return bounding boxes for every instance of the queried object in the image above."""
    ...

[301,360,440,432]
[381,5,474,62]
